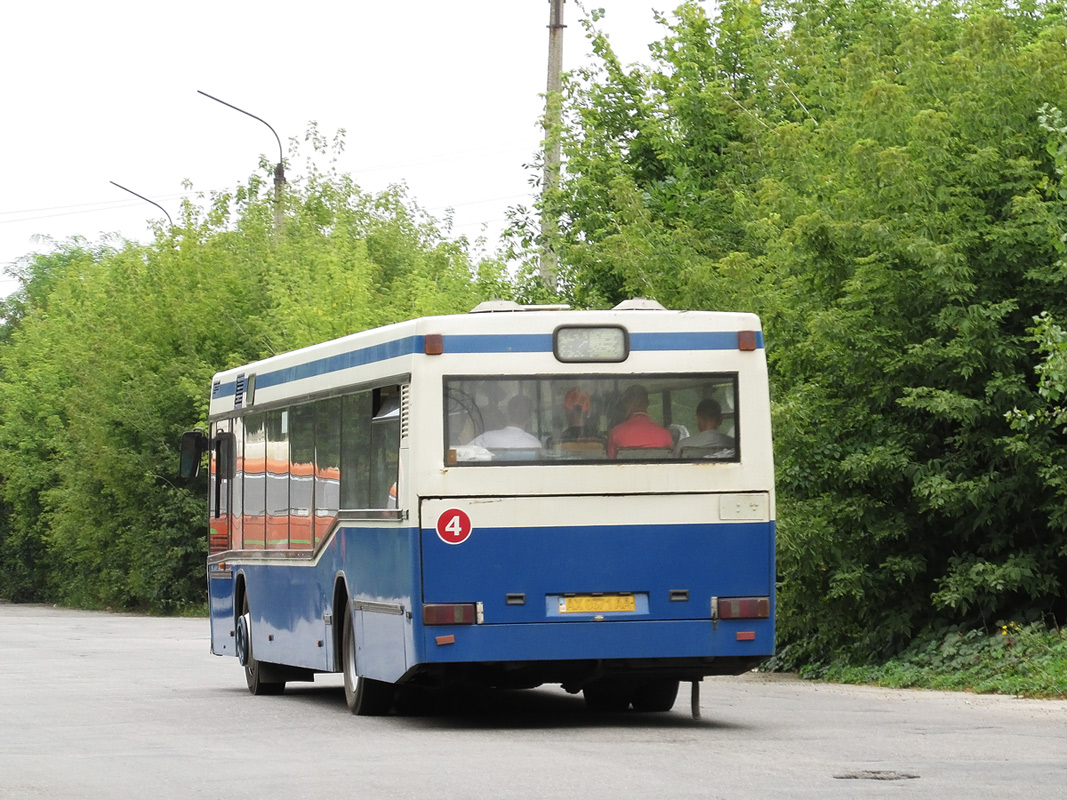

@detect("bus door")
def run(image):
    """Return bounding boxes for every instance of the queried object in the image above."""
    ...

[208,419,236,656]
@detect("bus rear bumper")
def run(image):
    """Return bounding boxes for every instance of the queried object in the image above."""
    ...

[405,617,774,685]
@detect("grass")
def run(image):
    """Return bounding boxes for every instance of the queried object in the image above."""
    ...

[807,621,1067,699]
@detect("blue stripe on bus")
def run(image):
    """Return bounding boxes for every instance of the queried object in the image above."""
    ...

[256,337,423,390]
[211,329,764,399]
[212,337,428,399]
[631,331,764,350]
[442,334,554,353]
[212,380,237,400]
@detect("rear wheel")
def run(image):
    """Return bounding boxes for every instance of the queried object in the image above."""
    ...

[631,679,680,712]
[239,596,285,696]
[583,680,632,712]
[342,604,394,715]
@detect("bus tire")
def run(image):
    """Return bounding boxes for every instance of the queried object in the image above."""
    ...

[631,679,679,712]
[241,596,285,696]
[583,680,632,712]
[342,605,394,716]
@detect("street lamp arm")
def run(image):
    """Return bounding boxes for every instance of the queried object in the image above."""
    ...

[110,181,174,228]
[197,90,284,166]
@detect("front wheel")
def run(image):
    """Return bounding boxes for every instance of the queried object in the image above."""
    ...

[342,604,394,715]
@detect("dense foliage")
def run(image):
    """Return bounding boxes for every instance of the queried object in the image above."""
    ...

[815,621,1067,697]
[0,131,510,611]
[526,0,1067,663]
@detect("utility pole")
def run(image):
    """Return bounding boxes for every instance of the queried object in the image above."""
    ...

[541,0,565,291]
[198,90,286,235]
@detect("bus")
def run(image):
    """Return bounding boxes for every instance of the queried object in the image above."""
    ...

[181,299,775,715]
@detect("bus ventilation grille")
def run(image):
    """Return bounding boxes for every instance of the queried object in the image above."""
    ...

[400,384,411,440]
[234,373,255,409]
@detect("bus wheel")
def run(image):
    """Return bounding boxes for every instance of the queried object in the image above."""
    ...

[583,680,632,712]
[631,679,679,712]
[241,596,284,696]
[342,605,394,715]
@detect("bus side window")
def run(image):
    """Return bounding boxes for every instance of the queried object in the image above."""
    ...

[265,410,290,549]
[371,388,401,508]
[314,397,341,543]
[340,385,401,510]
[341,392,372,509]
[243,413,267,548]
[231,416,245,550]
[289,404,316,549]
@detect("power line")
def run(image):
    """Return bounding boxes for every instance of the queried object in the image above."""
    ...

[0,198,144,217]
[1,191,532,230]
[0,142,537,224]
[0,194,190,225]
[348,145,533,175]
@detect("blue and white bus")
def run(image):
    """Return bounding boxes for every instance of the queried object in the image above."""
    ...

[182,299,775,715]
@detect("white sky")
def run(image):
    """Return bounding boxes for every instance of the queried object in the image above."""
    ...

[0,1,692,298]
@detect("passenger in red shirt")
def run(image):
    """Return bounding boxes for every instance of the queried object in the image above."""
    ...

[607,384,673,458]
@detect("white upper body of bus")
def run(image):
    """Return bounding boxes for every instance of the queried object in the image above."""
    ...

[207,300,774,510]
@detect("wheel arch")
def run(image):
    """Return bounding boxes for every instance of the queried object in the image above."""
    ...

[331,574,350,672]
[234,571,248,622]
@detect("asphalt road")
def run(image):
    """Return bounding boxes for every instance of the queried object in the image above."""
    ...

[1,603,1064,799]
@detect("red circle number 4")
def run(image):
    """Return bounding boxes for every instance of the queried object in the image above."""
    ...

[436,509,472,545]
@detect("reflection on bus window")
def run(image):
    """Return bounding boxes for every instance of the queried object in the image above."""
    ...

[445,374,739,464]
[290,404,316,549]
[266,409,290,549]
[219,385,402,553]
[314,397,340,545]
[244,413,266,547]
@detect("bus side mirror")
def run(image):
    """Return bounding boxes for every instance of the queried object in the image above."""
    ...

[179,430,209,479]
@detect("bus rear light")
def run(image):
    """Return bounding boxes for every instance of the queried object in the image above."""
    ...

[738,330,758,351]
[713,596,770,620]
[424,333,444,355]
[423,603,480,625]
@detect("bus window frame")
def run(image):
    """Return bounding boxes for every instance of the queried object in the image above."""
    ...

[443,372,741,466]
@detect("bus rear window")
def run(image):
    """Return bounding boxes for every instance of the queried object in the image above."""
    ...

[444,374,739,464]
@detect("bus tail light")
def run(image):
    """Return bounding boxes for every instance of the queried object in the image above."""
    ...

[423,603,481,625]
[738,331,758,351]
[424,334,444,355]
[712,596,770,620]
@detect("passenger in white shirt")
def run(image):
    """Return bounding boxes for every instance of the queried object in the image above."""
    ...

[673,398,735,457]
[469,394,542,449]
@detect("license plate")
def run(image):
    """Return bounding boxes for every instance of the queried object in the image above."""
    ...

[558,594,636,614]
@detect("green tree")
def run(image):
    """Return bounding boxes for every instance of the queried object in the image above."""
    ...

[0,244,109,601]
[527,0,1067,662]
[0,129,511,611]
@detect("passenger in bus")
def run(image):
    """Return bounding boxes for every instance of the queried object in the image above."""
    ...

[673,399,736,457]
[606,384,673,458]
[468,394,542,449]
[560,388,602,442]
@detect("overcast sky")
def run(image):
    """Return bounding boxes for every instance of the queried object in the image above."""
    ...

[0,1,693,297]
